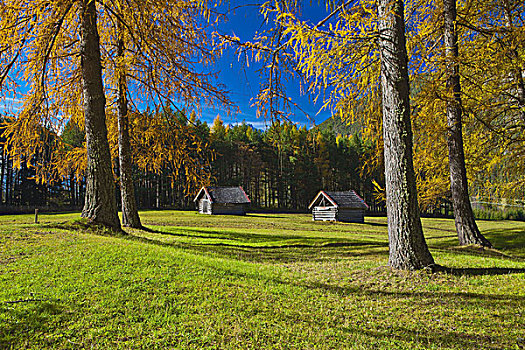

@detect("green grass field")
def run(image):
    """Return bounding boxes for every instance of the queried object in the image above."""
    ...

[1,211,524,349]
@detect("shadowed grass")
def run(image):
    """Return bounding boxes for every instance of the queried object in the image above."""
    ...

[0,211,523,349]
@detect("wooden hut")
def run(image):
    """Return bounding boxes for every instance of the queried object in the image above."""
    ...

[308,190,368,223]
[194,186,251,215]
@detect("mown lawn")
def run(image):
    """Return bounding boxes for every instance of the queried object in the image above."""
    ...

[0,211,524,349]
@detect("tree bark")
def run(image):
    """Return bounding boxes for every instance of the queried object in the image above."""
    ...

[69,173,76,207]
[515,69,525,122]
[5,157,11,205]
[378,0,435,269]
[156,174,161,209]
[443,0,491,247]
[0,152,5,204]
[79,0,121,230]
[116,20,142,228]
[502,0,525,123]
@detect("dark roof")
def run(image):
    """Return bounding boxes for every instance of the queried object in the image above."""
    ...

[308,190,368,210]
[325,191,368,209]
[194,186,250,204]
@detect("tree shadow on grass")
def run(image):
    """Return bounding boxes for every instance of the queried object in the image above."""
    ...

[338,322,511,350]
[483,227,525,255]
[125,232,522,349]
[245,214,288,219]
[138,226,216,240]
[142,218,380,234]
[291,276,523,349]
[434,265,525,276]
[426,234,457,240]
[424,226,457,234]
[427,245,523,262]
[428,227,525,260]
[307,280,525,301]
[194,241,387,250]
[129,224,525,267]
[138,224,389,246]
[362,221,388,227]
[126,232,390,263]
[0,300,66,348]
[140,225,316,242]
[189,243,389,263]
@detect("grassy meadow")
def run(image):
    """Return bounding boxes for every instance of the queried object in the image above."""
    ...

[0,211,524,349]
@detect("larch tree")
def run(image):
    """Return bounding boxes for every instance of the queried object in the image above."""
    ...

[500,0,525,123]
[406,0,496,246]
[0,0,231,230]
[79,0,120,229]
[115,17,141,228]
[377,0,434,269]
[408,0,524,230]
[458,0,525,200]
[245,0,434,269]
[97,0,230,226]
[0,0,121,229]
[286,0,513,249]
[442,0,491,247]
[129,109,215,198]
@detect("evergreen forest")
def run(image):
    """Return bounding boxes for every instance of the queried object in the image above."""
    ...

[0,113,385,213]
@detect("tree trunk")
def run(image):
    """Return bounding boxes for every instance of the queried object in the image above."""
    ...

[515,69,525,122]
[5,157,11,205]
[0,152,5,204]
[502,0,525,123]
[443,0,491,247]
[69,173,76,206]
[79,0,120,230]
[116,20,142,228]
[377,0,435,269]
[156,174,161,208]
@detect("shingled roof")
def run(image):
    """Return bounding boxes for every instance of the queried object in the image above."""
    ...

[308,190,368,210]
[194,186,251,204]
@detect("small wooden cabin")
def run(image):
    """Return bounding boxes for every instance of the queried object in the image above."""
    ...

[194,186,251,215]
[308,190,368,223]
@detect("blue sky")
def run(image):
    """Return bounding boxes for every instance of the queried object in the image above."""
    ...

[0,2,333,129]
[201,1,333,129]
[0,97,22,113]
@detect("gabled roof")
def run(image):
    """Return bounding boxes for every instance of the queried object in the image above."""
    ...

[194,186,251,204]
[308,190,368,210]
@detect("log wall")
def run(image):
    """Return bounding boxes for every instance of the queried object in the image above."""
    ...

[211,203,246,215]
[312,207,365,223]
[312,206,337,221]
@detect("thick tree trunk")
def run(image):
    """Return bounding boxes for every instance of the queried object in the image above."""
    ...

[443,0,491,247]
[79,0,121,230]
[377,0,435,269]
[116,21,142,228]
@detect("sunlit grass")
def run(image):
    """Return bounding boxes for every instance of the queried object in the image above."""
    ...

[1,211,524,349]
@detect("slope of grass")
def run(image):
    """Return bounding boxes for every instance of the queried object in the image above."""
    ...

[0,211,524,349]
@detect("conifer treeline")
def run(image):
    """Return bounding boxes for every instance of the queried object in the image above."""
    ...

[0,113,384,212]
[208,116,382,211]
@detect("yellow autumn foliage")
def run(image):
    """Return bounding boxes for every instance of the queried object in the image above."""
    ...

[0,0,228,197]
